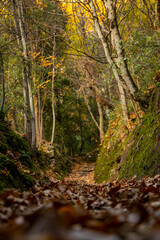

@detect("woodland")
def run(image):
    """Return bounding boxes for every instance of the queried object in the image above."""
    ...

[0,0,160,239]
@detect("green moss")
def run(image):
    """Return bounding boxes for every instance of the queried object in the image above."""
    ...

[19,152,36,170]
[0,121,9,132]
[0,142,8,154]
[36,149,51,170]
[0,119,37,171]
[94,85,160,183]
[54,156,72,180]
[0,154,34,192]
[0,119,37,191]
[5,130,32,155]
[0,111,5,120]
[0,119,54,191]
[119,113,160,179]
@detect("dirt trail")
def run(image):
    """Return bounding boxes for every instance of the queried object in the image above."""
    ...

[64,161,96,184]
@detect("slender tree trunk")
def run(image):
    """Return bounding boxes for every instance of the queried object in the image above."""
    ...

[83,90,100,130]
[10,107,18,131]
[0,52,5,112]
[38,88,42,144]
[11,0,32,142]
[16,0,36,151]
[23,65,32,143]
[51,25,56,145]
[35,92,40,146]
[155,0,160,30]
[27,72,36,151]
[89,79,105,143]
[117,82,129,124]
[40,89,46,141]
[35,86,45,146]
[78,100,84,152]
[96,96,104,144]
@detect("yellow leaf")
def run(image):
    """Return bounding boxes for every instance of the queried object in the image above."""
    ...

[23,170,30,174]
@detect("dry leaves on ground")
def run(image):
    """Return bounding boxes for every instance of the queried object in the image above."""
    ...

[0,175,160,240]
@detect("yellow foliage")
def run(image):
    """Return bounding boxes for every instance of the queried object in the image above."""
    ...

[23,169,30,174]
[32,52,40,59]
[37,79,51,89]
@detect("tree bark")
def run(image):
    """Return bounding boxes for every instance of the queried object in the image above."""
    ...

[89,0,147,108]
[83,90,100,130]
[155,0,160,30]
[0,52,5,112]
[22,65,32,143]
[13,0,36,151]
[89,1,126,88]
[117,82,129,124]
[11,0,32,143]
[96,95,105,143]
[51,25,56,145]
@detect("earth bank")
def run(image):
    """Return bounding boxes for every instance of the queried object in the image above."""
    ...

[94,82,160,183]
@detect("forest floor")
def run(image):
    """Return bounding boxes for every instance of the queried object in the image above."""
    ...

[64,160,96,184]
[0,155,160,240]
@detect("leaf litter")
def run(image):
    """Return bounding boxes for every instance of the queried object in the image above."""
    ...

[0,175,160,240]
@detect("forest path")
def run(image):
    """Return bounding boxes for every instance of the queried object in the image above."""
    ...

[64,160,96,184]
[1,175,160,240]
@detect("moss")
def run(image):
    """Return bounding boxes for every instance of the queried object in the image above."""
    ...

[0,119,37,191]
[0,142,8,154]
[0,119,54,191]
[94,85,160,183]
[0,111,5,120]
[0,121,9,132]
[19,152,36,170]
[0,154,34,192]
[36,149,51,170]
[5,130,32,155]
[94,129,134,183]
[53,156,72,180]
[119,114,160,179]
[0,119,36,171]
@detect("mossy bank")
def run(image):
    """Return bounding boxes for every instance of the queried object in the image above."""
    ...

[0,115,50,192]
[95,83,160,183]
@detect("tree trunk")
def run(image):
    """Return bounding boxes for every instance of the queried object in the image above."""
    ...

[40,89,46,141]
[96,97,105,144]
[155,0,160,30]
[89,0,147,108]
[89,1,127,89]
[83,90,100,130]
[11,0,32,144]
[16,0,36,151]
[89,80,105,143]
[10,107,18,131]
[35,91,40,146]
[0,52,5,112]
[117,82,129,124]
[23,65,32,144]
[51,25,56,145]
[35,86,45,146]
[104,0,138,96]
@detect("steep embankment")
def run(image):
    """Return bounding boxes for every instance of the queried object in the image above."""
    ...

[0,114,50,192]
[95,81,160,183]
